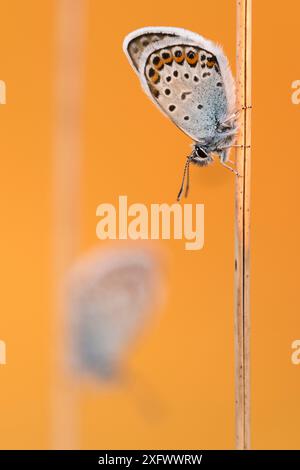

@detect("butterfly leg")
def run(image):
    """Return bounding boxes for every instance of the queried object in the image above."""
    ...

[220,161,240,176]
[221,113,239,126]
[224,144,250,166]
[218,149,240,176]
[221,106,252,126]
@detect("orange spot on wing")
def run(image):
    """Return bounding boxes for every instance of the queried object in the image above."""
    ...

[151,72,160,84]
[155,61,164,70]
[207,57,216,68]
[186,52,199,65]
[174,53,185,64]
[163,55,173,65]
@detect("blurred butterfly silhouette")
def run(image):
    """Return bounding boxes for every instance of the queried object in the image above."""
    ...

[67,246,166,419]
[68,246,163,381]
[123,27,240,200]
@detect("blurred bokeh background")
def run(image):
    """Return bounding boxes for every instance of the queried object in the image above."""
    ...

[0,0,299,450]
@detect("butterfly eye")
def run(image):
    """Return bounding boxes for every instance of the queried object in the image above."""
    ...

[195,146,208,159]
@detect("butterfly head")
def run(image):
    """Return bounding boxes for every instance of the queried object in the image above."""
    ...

[190,144,213,167]
[177,144,213,201]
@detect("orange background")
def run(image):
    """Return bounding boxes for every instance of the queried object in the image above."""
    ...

[0,0,299,450]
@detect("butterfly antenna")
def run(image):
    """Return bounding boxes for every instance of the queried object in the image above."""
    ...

[177,157,191,202]
[185,157,191,198]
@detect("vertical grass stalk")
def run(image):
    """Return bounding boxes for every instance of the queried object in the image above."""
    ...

[235,0,252,450]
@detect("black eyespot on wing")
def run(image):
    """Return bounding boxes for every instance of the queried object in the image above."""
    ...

[147,65,160,84]
[160,49,173,65]
[165,88,171,95]
[173,47,184,64]
[184,73,189,79]
[193,76,199,82]
[184,116,189,120]
[181,91,192,101]
[166,76,171,82]
[197,104,203,109]
[150,53,164,70]
[186,49,198,67]
[173,71,178,77]
[169,105,176,112]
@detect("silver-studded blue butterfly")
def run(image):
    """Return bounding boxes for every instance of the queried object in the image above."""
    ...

[123,27,239,200]
[68,247,162,380]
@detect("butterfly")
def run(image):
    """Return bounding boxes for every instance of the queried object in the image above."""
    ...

[123,27,239,200]
[67,247,162,381]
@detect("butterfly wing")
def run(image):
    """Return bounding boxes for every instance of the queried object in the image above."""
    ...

[123,27,235,142]
[68,248,161,379]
